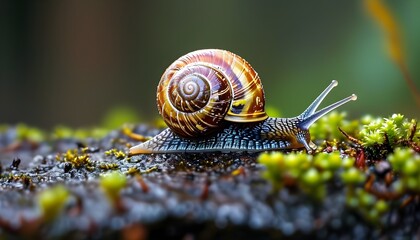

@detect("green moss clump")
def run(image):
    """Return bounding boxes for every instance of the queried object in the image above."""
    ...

[101,106,141,129]
[340,167,366,185]
[55,148,129,172]
[359,114,418,147]
[258,149,399,224]
[51,125,75,139]
[98,163,119,170]
[52,125,109,140]
[126,167,140,175]
[388,148,420,193]
[344,188,389,224]
[56,149,94,171]
[314,152,343,171]
[37,185,70,221]
[310,111,359,142]
[3,173,33,189]
[104,149,127,160]
[309,112,418,156]
[100,171,127,202]
[16,123,46,142]
[258,151,358,200]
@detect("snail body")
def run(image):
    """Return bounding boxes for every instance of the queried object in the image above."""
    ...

[129,49,357,155]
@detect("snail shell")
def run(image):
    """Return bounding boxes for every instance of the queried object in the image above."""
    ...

[157,49,268,138]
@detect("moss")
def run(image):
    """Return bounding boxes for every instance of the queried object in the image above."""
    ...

[258,114,420,225]
[101,106,141,129]
[56,149,94,171]
[300,168,326,200]
[258,151,358,200]
[98,163,119,170]
[16,123,46,142]
[0,124,8,132]
[313,152,342,171]
[104,148,127,160]
[52,125,75,139]
[51,125,109,140]
[344,188,389,224]
[340,167,366,185]
[359,114,418,148]
[100,171,127,202]
[310,111,359,141]
[341,157,356,169]
[388,148,420,193]
[309,112,418,158]
[144,166,159,174]
[4,173,33,190]
[126,167,140,175]
[231,166,245,176]
[37,185,70,221]
[80,128,107,140]
[257,146,408,225]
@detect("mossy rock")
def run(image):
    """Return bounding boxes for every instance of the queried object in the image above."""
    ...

[0,112,419,239]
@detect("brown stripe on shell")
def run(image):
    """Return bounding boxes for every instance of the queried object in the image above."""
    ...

[158,61,232,138]
[157,49,268,138]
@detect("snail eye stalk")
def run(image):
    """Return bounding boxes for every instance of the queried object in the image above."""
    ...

[299,80,357,130]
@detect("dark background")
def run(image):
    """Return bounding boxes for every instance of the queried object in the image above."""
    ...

[1,0,419,128]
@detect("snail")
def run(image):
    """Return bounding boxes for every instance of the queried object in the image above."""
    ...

[129,49,357,155]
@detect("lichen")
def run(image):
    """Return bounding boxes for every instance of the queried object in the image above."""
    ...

[104,148,127,160]
[56,149,94,171]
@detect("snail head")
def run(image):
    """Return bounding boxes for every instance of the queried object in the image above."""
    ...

[274,80,357,152]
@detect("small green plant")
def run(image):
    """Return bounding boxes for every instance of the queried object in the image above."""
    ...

[359,114,418,147]
[52,125,75,139]
[101,106,141,129]
[309,112,419,156]
[340,167,367,185]
[258,150,397,224]
[16,123,46,142]
[56,149,94,171]
[104,149,127,160]
[388,147,420,193]
[37,185,70,221]
[344,188,389,224]
[310,111,359,141]
[258,151,357,200]
[52,125,109,140]
[98,163,119,170]
[100,171,127,203]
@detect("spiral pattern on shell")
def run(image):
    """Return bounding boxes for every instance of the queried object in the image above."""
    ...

[157,49,268,138]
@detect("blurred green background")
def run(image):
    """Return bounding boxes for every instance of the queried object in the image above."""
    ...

[1,0,419,128]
